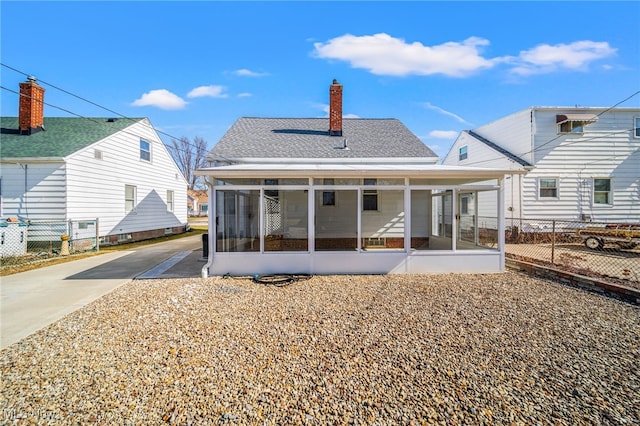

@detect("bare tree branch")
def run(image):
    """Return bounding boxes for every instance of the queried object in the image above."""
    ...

[169,136,209,189]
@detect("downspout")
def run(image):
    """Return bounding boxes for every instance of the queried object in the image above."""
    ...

[201,176,215,278]
[498,177,505,271]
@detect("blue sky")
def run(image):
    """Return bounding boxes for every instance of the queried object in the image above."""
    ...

[2,1,639,158]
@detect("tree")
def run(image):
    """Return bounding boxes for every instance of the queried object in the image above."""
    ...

[169,136,209,190]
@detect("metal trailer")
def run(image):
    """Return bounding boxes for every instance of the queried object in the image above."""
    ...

[576,224,640,250]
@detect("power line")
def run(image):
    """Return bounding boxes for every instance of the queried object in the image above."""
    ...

[0,63,210,158]
[453,90,640,168]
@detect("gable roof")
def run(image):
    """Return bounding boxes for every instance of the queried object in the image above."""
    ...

[466,130,533,168]
[209,117,438,161]
[1,117,144,159]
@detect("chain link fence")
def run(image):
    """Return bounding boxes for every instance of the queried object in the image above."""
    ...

[1,218,99,269]
[503,217,640,287]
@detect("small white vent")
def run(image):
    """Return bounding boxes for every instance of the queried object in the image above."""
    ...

[94,149,103,160]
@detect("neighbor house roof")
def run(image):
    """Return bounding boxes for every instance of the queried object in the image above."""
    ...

[187,189,208,202]
[209,117,438,161]
[1,117,143,159]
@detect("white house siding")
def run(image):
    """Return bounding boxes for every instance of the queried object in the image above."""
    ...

[525,109,640,222]
[0,162,66,221]
[471,108,534,165]
[444,107,640,223]
[65,119,188,237]
[442,132,524,219]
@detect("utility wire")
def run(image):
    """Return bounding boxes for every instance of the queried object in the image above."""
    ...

[0,85,205,171]
[0,63,210,157]
[456,89,640,168]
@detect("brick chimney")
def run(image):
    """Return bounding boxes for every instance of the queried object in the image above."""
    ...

[329,79,342,136]
[19,76,45,135]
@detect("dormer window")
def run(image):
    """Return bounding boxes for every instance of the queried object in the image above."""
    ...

[556,114,597,134]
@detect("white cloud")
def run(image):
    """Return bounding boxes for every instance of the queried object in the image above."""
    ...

[429,130,459,139]
[422,102,473,125]
[510,40,616,75]
[131,89,187,110]
[232,68,269,77]
[313,33,496,77]
[187,85,228,98]
[237,92,252,98]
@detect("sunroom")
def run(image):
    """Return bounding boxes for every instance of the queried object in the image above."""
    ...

[196,163,516,277]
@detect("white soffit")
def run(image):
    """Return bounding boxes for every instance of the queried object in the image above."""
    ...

[195,163,524,179]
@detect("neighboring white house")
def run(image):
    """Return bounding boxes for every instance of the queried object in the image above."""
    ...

[442,107,640,224]
[187,189,209,216]
[195,80,523,277]
[0,78,188,245]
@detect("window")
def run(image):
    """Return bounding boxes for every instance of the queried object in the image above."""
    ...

[363,179,378,211]
[322,191,336,206]
[125,185,137,213]
[539,178,558,198]
[460,195,469,215]
[634,117,640,138]
[459,145,468,161]
[593,178,612,205]
[167,190,174,212]
[140,139,151,161]
[264,179,279,212]
[558,121,587,133]
[322,178,335,206]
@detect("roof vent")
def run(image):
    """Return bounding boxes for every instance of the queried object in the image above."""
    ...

[106,118,118,123]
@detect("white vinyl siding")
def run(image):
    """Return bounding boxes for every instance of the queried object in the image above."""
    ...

[65,119,188,236]
[0,162,67,221]
[444,108,640,222]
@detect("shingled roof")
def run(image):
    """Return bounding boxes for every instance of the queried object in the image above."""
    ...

[1,117,143,159]
[209,117,438,161]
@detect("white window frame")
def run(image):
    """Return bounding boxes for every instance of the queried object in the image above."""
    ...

[140,139,151,162]
[125,185,137,213]
[538,177,559,199]
[634,117,640,138]
[593,177,612,206]
[167,190,174,212]
[459,145,468,161]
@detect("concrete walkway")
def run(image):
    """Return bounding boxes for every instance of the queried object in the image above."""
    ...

[1,234,204,349]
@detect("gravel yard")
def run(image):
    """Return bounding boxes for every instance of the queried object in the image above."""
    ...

[1,272,639,425]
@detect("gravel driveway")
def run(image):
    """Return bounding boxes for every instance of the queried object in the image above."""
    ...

[1,272,638,425]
